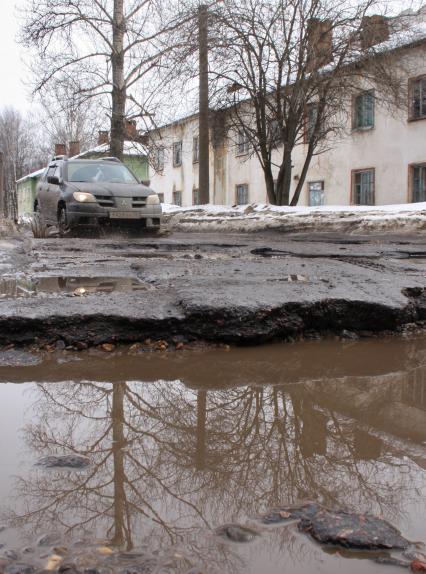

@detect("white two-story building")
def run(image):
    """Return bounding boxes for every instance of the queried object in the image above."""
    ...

[148,7,426,208]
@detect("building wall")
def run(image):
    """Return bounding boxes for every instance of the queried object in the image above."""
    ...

[17,177,38,217]
[149,44,426,207]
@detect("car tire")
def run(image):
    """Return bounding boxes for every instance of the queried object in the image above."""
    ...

[58,206,71,238]
[31,206,48,239]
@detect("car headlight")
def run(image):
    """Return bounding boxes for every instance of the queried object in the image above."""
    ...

[73,191,97,203]
[146,194,160,205]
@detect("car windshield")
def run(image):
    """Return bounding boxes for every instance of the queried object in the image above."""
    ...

[66,162,138,184]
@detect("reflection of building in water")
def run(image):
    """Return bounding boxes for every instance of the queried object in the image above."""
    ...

[401,367,426,411]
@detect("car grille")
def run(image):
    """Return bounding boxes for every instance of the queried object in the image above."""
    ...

[132,197,147,208]
[95,195,115,208]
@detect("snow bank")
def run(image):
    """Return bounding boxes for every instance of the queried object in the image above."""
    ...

[163,202,426,233]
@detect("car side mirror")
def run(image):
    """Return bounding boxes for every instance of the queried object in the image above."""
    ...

[47,176,60,185]
[141,179,151,186]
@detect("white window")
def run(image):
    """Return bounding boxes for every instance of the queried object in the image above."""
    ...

[352,169,375,205]
[236,184,249,205]
[308,181,325,206]
[173,142,182,167]
[236,129,250,155]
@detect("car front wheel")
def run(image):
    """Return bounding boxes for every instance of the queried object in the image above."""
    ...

[58,206,71,238]
[31,205,48,239]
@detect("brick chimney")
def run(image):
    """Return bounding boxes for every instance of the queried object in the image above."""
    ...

[54,143,67,156]
[98,131,109,146]
[124,119,138,141]
[306,19,333,72]
[360,15,390,49]
[68,141,80,157]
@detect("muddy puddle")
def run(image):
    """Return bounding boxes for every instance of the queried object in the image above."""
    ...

[0,276,151,298]
[1,337,426,573]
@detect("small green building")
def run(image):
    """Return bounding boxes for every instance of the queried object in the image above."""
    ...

[16,168,46,219]
[16,140,149,219]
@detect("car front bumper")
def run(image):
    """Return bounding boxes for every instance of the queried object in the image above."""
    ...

[67,203,162,228]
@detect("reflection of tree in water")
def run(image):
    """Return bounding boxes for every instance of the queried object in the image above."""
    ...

[4,374,425,568]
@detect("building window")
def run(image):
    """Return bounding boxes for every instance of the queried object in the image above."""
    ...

[352,169,375,205]
[411,164,426,202]
[353,90,375,129]
[192,188,200,205]
[173,190,182,206]
[236,184,249,205]
[305,103,319,142]
[308,181,325,206]
[173,141,182,167]
[410,76,426,120]
[157,193,164,203]
[236,129,250,155]
[193,136,199,163]
[153,147,165,172]
[270,120,282,147]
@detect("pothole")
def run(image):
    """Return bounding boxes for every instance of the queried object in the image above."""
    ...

[0,276,153,298]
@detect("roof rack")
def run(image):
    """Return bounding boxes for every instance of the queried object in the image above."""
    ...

[51,155,68,162]
[101,156,121,163]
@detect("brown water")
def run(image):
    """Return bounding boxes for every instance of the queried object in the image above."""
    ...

[1,337,426,573]
[0,276,151,298]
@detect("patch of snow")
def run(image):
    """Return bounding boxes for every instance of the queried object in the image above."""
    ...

[163,202,426,233]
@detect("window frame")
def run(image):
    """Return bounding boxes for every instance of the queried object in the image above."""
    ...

[172,141,182,167]
[154,147,165,172]
[172,190,182,206]
[236,129,250,156]
[235,183,249,205]
[192,188,200,205]
[409,163,426,203]
[193,136,199,163]
[308,180,325,206]
[304,103,319,144]
[352,90,375,131]
[351,168,375,206]
[409,75,426,121]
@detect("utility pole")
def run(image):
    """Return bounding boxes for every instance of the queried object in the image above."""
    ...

[198,4,210,204]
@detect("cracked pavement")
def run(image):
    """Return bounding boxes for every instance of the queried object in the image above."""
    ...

[0,230,425,345]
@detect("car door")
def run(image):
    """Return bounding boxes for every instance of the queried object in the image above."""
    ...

[36,167,54,220]
[45,165,62,223]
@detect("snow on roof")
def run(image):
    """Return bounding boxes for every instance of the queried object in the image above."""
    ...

[72,139,148,159]
[16,167,46,184]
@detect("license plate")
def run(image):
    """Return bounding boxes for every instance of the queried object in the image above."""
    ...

[109,211,141,219]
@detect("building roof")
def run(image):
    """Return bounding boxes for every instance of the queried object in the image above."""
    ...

[73,139,148,159]
[16,167,46,184]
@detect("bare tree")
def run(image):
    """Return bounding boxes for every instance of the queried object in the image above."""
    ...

[0,108,43,219]
[20,0,186,160]
[36,77,104,155]
[207,0,413,205]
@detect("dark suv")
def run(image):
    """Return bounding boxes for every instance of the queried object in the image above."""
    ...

[33,156,162,237]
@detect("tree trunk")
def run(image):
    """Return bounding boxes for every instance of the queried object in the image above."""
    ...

[274,147,292,205]
[290,144,315,206]
[264,166,277,204]
[198,5,210,204]
[110,0,125,161]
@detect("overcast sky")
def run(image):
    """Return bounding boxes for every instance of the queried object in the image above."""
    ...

[0,0,420,115]
[0,0,31,111]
